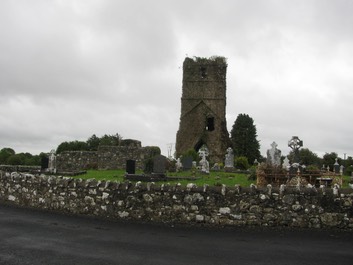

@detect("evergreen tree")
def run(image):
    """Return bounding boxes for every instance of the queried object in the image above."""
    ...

[86,134,100,151]
[230,114,260,165]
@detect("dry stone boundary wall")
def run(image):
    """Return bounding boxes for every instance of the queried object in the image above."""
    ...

[1,171,353,229]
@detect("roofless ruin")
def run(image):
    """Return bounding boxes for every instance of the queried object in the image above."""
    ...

[175,56,231,162]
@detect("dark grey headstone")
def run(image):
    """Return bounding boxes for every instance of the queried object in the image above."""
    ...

[334,164,340,174]
[181,156,193,170]
[153,155,167,174]
[41,156,49,170]
[126,160,136,174]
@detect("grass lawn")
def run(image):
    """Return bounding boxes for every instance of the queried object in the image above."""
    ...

[74,170,352,188]
[75,169,255,187]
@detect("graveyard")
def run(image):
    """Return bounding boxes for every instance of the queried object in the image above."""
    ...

[0,57,353,229]
[0,56,352,229]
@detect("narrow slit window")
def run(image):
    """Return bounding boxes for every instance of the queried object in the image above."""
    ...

[206,117,214,131]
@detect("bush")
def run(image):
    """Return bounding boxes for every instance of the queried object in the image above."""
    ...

[247,166,257,180]
[345,165,353,177]
[181,149,198,162]
[235,156,249,170]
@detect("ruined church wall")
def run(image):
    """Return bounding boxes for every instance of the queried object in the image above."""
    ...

[1,172,352,229]
[56,146,160,172]
[97,146,158,170]
[56,151,98,172]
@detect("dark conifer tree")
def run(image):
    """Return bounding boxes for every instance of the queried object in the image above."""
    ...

[230,114,260,165]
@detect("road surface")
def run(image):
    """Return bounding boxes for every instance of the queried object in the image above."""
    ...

[0,203,352,265]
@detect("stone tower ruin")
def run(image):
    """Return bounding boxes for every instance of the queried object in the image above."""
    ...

[175,56,231,163]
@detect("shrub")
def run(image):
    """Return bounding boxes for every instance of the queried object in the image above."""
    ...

[181,149,198,162]
[235,156,249,170]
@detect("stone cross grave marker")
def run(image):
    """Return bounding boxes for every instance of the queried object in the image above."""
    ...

[267,141,281,166]
[282,157,290,170]
[198,145,210,174]
[224,147,234,168]
[48,149,57,173]
[288,136,303,163]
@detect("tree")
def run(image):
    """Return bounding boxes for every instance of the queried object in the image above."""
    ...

[56,141,88,154]
[57,133,123,153]
[322,152,340,171]
[0,148,15,164]
[230,114,260,165]
[287,148,321,167]
[86,134,100,151]
[99,133,121,146]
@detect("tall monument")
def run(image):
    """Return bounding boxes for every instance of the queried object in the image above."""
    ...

[175,56,231,162]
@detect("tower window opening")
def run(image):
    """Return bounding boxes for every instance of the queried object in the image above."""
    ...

[206,117,215,131]
[200,66,207,78]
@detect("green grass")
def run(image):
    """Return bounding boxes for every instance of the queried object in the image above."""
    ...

[77,169,126,181]
[75,169,255,187]
[74,170,352,188]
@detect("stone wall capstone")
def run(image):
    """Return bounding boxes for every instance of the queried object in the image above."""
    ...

[1,171,352,229]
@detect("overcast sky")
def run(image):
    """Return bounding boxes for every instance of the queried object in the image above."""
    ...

[1,0,352,159]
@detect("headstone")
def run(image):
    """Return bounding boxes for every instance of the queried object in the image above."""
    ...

[224,147,234,168]
[288,136,303,163]
[334,158,340,174]
[41,156,49,170]
[126,160,136,174]
[198,145,210,174]
[340,165,344,176]
[48,149,56,174]
[282,157,290,170]
[175,157,183,172]
[181,156,193,170]
[289,163,301,176]
[267,142,281,166]
[153,155,167,175]
[211,163,220,171]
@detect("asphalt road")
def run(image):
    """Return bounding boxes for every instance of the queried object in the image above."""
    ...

[0,204,352,265]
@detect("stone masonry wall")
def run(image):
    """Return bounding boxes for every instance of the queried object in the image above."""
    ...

[56,151,98,172]
[97,146,159,170]
[1,171,353,229]
[176,57,232,163]
[56,146,160,172]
